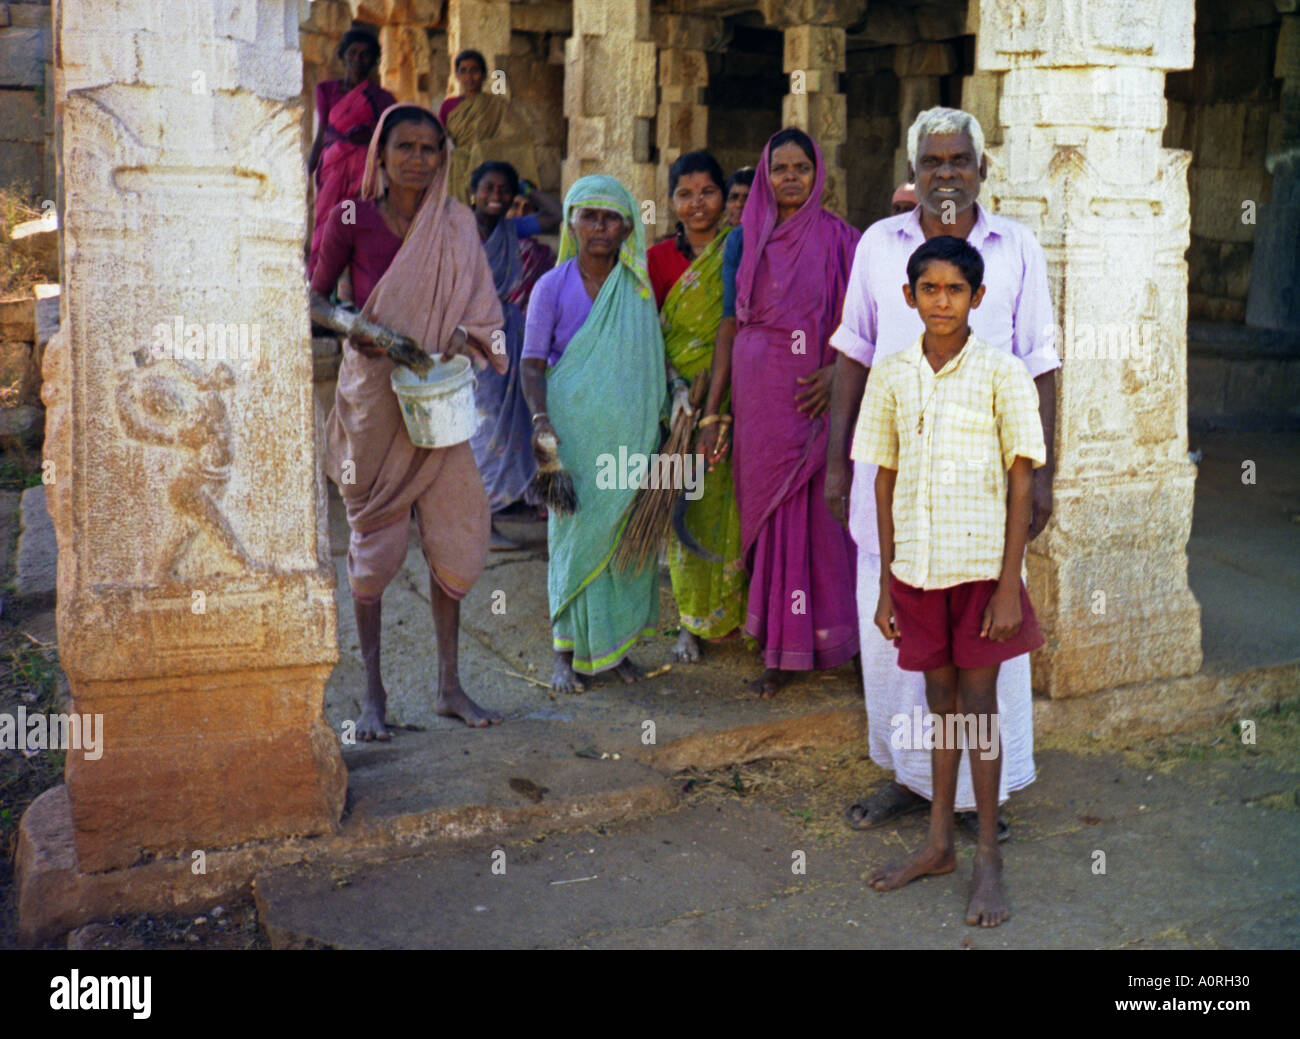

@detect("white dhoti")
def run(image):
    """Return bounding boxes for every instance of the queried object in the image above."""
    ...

[851,461,1035,810]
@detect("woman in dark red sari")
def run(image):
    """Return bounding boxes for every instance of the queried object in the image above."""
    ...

[699,127,861,697]
[308,28,398,273]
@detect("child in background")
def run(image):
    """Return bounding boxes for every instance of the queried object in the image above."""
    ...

[851,235,1047,927]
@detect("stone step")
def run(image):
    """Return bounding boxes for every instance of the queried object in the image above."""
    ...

[1188,321,1300,432]
[14,483,54,606]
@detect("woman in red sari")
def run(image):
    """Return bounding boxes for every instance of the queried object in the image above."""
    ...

[699,127,861,697]
[308,28,398,273]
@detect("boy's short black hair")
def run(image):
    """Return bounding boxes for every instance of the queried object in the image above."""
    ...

[906,235,984,293]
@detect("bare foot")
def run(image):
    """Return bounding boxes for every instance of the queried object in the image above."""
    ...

[613,657,645,683]
[868,843,957,892]
[355,699,391,742]
[672,628,702,663]
[435,681,503,728]
[552,651,587,694]
[965,850,1011,927]
[745,667,791,699]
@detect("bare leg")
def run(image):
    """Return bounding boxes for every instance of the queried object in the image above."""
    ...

[353,596,391,742]
[551,649,586,694]
[869,665,959,890]
[672,628,702,663]
[429,573,503,727]
[960,665,1010,927]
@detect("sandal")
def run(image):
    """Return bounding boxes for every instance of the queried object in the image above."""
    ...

[955,811,1010,843]
[844,780,928,831]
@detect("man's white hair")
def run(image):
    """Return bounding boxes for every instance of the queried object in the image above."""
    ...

[907,107,985,168]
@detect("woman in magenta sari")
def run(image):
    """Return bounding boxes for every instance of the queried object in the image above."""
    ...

[698,127,861,697]
[308,29,398,274]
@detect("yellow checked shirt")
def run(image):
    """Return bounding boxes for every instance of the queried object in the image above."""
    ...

[851,333,1047,590]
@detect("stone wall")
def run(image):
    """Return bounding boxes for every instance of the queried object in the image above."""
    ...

[0,2,53,201]
[1165,0,1283,323]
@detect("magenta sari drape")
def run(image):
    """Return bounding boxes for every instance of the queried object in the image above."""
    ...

[310,80,396,273]
[732,132,861,671]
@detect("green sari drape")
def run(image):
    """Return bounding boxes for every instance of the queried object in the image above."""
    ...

[660,225,746,639]
[547,176,666,673]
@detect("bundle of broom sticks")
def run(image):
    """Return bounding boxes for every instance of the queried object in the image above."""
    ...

[533,430,578,515]
[612,369,710,574]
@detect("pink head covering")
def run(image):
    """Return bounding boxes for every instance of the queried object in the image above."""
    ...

[735,128,830,325]
[352,102,506,376]
[891,181,918,207]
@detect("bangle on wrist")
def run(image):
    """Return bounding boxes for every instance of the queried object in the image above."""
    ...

[531,412,549,424]
[697,414,721,429]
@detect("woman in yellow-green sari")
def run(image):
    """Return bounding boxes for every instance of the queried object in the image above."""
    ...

[439,48,540,206]
[647,151,746,663]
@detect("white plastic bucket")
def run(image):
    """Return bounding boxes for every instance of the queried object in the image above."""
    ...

[390,355,480,449]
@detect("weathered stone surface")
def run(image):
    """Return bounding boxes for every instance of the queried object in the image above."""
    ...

[564,0,655,202]
[978,0,1193,72]
[979,0,1203,697]
[36,0,345,876]
[512,1,571,35]
[0,295,34,339]
[0,337,37,405]
[7,3,49,29]
[0,25,44,85]
[0,85,41,140]
[15,483,55,600]
[0,136,39,189]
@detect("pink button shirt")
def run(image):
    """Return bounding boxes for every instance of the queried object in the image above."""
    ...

[830,202,1061,552]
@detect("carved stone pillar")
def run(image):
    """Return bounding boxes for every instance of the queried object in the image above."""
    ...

[42,0,345,871]
[445,0,511,98]
[652,13,721,240]
[1246,9,1300,329]
[978,0,1203,697]
[563,0,657,206]
[781,24,848,216]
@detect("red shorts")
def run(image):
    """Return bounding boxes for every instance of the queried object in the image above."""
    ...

[889,575,1044,672]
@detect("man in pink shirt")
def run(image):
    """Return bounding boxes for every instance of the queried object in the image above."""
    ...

[826,107,1061,838]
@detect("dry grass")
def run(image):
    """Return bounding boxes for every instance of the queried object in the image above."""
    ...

[0,183,45,301]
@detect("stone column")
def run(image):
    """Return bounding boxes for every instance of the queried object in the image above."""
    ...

[446,0,511,98]
[781,24,848,217]
[42,0,344,871]
[652,13,719,240]
[978,0,1203,697]
[1246,8,1300,329]
[893,42,954,185]
[563,0,657,206]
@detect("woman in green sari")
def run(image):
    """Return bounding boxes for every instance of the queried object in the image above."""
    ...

[647,151,747,663]
[521,175,672,693]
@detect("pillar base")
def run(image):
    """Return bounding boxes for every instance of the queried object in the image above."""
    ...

[64,664,346,873]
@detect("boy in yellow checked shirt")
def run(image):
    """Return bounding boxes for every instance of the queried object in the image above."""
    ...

[851,235,1047,928]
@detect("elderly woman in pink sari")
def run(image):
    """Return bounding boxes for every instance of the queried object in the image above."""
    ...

[307,28,398,274]
[310,103,506,735]
[698,127,861,697]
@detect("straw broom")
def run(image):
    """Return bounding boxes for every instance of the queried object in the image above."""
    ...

[532,431,578,515]
[612,370,709,573]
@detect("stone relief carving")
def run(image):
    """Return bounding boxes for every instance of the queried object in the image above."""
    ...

[118,352,265,582]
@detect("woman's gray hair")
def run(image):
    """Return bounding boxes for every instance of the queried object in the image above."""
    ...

[568,207,632,231]
[907,107,985,168]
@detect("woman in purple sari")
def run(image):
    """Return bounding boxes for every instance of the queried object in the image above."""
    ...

[698,127,860,697]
